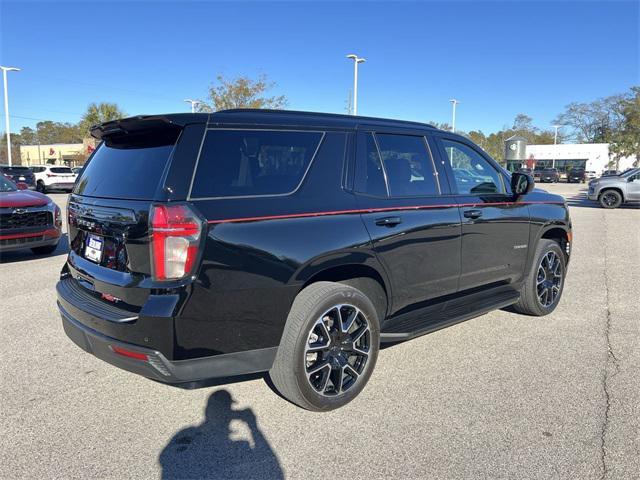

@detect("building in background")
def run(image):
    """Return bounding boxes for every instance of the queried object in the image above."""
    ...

[506,143,638,175]
[19,139,96,167]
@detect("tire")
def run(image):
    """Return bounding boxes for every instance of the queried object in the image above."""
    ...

[513,239,566,316]
[36,181,46,193]
[31,243,58,255]
[269,281,380,411]
[599,189,622,209]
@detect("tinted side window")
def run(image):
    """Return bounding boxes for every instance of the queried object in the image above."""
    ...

[441,139,504,194]
[376,134,438,197]
[358,133,387,196]
[191,130,323,198]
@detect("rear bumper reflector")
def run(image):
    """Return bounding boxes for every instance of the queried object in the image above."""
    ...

[110,345,148,361]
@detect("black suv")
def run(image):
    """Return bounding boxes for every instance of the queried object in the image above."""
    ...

[0,165,36,189]
[539,168,560,183]
[57,110,571,411]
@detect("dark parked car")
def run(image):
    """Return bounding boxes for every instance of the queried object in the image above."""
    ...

[539,168,560,183]
[57,110,572,411]
[0,165,36,189]
[567,169,585,183]
[0,175,62,255]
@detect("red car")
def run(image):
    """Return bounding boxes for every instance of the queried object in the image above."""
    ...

[0,176,62,255]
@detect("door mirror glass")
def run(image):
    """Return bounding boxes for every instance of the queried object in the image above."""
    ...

[511,172,534,195]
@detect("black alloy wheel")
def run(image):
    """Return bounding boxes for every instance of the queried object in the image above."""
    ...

[600,190,622,209]
[536,251,563,308]
[513,239,566,316]
[268,281,380,411]
[304,304,371,396]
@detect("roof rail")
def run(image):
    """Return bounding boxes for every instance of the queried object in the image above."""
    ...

[216,108,438,129]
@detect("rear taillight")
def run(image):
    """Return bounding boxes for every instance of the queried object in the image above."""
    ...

[54,205,62,228]
[150,204,203,281]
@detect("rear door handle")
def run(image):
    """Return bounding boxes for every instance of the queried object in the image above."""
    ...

[463,209,482,219]
[375,216,402,227]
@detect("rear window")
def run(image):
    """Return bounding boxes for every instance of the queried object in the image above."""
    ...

[51,167,73,174]
[1,166,31,173]
[74,134,178,200]
[190,129,323,198]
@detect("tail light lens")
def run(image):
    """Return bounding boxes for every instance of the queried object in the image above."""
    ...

[54,205,62,228]
[150,204,203,281]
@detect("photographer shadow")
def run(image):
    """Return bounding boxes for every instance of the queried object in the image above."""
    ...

[159,390,283,480]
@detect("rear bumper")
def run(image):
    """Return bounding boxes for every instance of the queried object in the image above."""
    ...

[0,228,60,252]
[57,280,277,385]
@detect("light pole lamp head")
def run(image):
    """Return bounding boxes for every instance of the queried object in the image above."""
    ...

[346,54,366,63]
[0,66,21,72]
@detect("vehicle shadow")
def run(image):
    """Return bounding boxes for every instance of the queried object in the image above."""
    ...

[159,390,283,480]
[0,233,69,264]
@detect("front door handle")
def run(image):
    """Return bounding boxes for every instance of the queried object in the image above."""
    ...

[463,209,482,219]
[375,216,402,227]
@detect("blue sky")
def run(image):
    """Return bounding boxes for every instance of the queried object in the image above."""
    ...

[1,0,638,135]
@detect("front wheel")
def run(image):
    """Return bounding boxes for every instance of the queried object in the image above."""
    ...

[513,239,566,316]
[599,190,622,209]
[269,281,380,411]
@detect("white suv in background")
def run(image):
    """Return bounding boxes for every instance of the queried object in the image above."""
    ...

[31,165,78,193]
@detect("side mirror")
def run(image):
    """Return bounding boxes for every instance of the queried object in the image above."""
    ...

[511,172,534,196]
[16,182,28,190]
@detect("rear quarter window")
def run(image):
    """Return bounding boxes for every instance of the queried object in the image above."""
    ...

[190,129,324,198]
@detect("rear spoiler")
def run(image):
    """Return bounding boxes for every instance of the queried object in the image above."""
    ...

[90,114,208,141]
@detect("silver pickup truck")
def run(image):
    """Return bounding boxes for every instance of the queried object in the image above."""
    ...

[588,167,640,208]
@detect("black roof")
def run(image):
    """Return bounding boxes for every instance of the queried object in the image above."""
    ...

[91,109,440,139]
[211,109,440,130]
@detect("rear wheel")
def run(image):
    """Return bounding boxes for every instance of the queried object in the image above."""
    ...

[599,190,622,209]
[513,239,566,316]
[269,281,380,411]
[36,181,46,193]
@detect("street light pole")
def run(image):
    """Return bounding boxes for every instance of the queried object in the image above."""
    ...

[552,124,561,169]
[346,54,366,115]
[1,66,20,166]
[184,99,200,113]
[449,99,459,132]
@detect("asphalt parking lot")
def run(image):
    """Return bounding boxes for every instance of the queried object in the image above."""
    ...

[1,184,638,480]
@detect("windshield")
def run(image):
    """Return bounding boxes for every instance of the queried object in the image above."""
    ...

[621,168,639,177]
[0,176,18,192]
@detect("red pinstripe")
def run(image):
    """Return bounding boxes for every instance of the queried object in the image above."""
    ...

[206,201,565,225]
